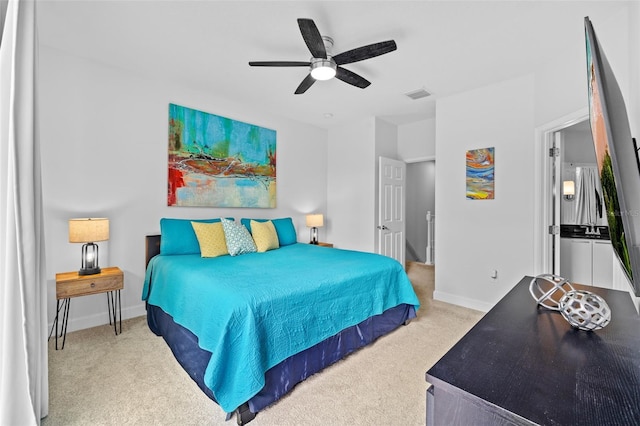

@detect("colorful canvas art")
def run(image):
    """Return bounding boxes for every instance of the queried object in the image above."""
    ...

[466,147,495,200]
[168,104,276,208]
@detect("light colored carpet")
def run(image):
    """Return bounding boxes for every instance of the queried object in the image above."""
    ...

[43,262,483,425]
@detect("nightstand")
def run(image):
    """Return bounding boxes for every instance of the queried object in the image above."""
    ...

[317,242,333,248]
[49,266,123,350]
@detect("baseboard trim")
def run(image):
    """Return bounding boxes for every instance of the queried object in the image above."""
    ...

[433,290,492,313]
[48,303,147,334]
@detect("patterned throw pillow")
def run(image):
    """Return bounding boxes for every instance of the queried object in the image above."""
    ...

[250,220,279,253]
[221,218,257,256]
[191,221,228,258]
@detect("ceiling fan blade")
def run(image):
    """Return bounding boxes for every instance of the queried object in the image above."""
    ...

[294,74,316,94]
[335,67,371,89]
[298,18,326,59]
[249,61,310,67]
[333,40,397,65]
[249,61,311,67]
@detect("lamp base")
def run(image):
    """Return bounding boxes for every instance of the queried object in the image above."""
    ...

[79,267,101,276]
[79,242,101,276]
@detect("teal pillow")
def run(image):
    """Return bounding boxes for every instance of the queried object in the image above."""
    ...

[221,218,257,256]
[160,218,228,255]
[241,217,297,246]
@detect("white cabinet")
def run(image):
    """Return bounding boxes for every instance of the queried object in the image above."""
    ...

[560,239,592,286]
[560,238,613,288]
[592,240,614,288]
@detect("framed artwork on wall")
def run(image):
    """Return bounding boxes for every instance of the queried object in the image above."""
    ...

[167,104,277,208]
[466,147,495,200]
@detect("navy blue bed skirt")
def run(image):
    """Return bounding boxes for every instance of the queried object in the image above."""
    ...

[147,303,416,414]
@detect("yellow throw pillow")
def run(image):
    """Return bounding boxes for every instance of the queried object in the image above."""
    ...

[251,220,279,253]
[191,221,228,257]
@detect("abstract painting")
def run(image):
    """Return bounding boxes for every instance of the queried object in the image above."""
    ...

[466,147,495,200]
[168,104,276,208]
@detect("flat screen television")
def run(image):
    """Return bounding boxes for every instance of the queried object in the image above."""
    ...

[585,17,640,296]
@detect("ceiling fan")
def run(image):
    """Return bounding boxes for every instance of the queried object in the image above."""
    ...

[249,18,397,94]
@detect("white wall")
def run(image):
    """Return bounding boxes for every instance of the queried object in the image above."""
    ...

[375,118,399,161]
[563,122,596,165]
[325,118,400,254]
[434,8,638,312]
[397,118,436,161]
[534,9,630,129]
[326,118,376,252]
[532,9,640,304]
[39,46,328,332]
[435,75,535,311]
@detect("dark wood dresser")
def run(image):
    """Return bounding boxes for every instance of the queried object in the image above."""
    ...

[426,276,640,425]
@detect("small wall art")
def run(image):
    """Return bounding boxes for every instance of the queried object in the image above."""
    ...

[168,104,276,208]
[466,147,495,200]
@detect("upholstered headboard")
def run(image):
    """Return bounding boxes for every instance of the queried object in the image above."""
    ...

[145,234,161,269]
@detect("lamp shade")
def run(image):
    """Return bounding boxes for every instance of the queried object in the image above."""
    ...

[306,214,324,228]
[69,218,109,243]
[563,180,575,196]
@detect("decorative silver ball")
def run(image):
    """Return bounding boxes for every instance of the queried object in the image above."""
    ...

[559,290,611,331]
[529,274,575,311]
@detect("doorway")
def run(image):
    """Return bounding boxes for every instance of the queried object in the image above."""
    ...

[405,160,435,263]
[534,109,588,276]
[537,110,615,288]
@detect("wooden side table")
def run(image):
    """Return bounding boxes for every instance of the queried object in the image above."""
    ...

[49,266,123,350]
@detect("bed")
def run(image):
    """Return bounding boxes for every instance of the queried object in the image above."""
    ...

[142,218,420,425]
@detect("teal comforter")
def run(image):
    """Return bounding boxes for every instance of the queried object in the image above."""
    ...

[142,243,419,412]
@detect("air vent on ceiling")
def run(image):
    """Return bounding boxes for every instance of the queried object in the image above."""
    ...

[405,88,431,100]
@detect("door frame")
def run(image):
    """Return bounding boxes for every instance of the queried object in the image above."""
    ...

[534,108,588,275]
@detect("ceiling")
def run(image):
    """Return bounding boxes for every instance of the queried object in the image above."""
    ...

[37,1,630,129]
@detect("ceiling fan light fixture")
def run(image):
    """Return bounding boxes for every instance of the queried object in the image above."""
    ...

[310,58,337,80]
[248,19,396,94]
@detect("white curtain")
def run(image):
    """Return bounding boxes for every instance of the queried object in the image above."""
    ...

[0,0,48,424]
[575,166,602,225]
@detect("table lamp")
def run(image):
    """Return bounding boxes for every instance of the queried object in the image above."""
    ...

[69,218,109,275]
[306,214,324,245]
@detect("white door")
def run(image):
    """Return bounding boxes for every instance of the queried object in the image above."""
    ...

[378,157,406,265]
